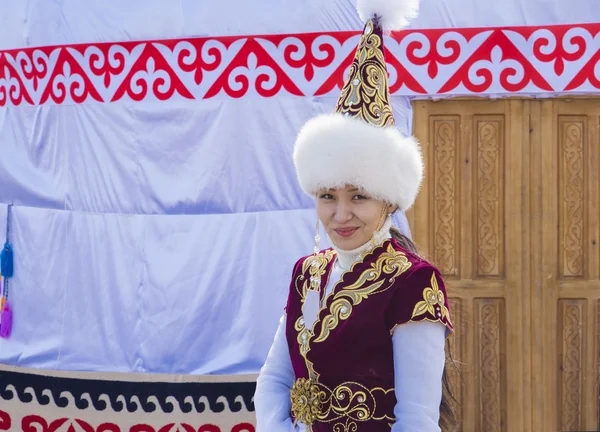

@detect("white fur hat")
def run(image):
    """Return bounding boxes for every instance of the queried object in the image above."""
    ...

[293,0,423,212]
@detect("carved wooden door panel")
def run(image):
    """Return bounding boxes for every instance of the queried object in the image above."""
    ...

[533,99,600,432]
[411,98,600,432]
[411,99,528,432]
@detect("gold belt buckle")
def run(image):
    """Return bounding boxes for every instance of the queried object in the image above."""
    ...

[290,378,325,425]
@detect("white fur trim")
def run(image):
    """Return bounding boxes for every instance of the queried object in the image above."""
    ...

[356,0,420,30]
[293,113,423,211]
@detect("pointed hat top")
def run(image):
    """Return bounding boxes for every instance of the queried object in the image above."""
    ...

[335,0,420,127]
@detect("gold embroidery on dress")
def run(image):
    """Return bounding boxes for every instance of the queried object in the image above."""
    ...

[295,316,319,379]
[411,272,451,322]
[335,19,394,128]
[313,243,412,343]
[294,250,336,379]
[290,378,328,425]
[290,378,394,427]
[294,273,304,297]
[302,250,336,295]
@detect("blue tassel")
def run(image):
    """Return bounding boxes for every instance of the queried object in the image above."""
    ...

[1,242,13,278]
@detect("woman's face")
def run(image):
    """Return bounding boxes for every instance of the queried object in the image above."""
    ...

[316,185,394,250]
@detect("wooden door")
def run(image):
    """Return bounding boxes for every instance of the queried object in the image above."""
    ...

[534,99,600,432]
[410,98,600,432]
[411,99,528,432]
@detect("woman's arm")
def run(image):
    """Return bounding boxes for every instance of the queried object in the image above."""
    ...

[254,315,300,432]
[392,320,446,432]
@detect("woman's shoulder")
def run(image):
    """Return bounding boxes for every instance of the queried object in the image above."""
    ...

[385,240,453,333]
[388,239,441,278]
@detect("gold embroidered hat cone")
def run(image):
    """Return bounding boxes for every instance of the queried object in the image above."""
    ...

[293,0,423,212]
[334,17,394,127]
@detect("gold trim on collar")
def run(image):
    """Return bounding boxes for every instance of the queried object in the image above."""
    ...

[313,243,412,343]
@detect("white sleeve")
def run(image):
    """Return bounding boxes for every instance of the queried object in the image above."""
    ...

[391,321,446,432]
[254,315,300,432]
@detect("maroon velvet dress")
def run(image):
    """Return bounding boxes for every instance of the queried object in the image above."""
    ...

[285,238,453,431]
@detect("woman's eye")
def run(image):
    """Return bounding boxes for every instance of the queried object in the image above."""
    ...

[320,194,334,200]
[352,195,368,200]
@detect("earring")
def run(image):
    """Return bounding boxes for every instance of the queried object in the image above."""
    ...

[376,204,389,231]
[314,218,321,255]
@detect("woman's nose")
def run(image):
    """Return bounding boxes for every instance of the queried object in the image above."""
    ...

[333,203,353,223]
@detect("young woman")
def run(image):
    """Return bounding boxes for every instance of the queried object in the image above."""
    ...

[255,1,456,431]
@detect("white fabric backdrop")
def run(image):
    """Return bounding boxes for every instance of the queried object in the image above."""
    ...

[0,203,319,374]
[0,0,597,374]
[0,0,598,51]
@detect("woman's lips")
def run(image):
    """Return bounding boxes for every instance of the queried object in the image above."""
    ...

[334,228,358,238]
